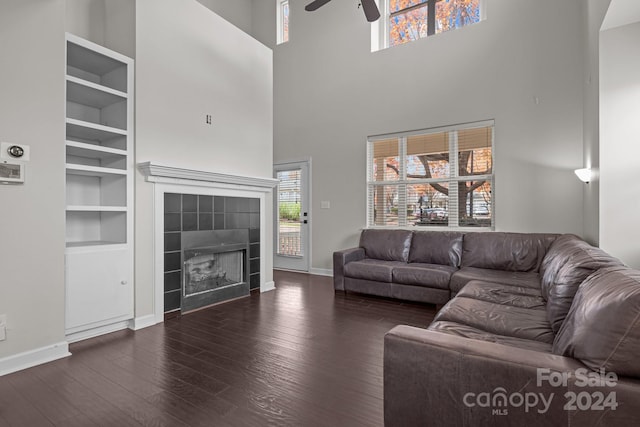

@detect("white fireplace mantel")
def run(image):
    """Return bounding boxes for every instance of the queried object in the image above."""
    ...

[138,161,278,190]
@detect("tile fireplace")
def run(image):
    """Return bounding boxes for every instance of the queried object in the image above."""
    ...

[164,193,260,314]
[138,162,278,323]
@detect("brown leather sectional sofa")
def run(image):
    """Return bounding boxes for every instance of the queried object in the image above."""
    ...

[333,230,640,426]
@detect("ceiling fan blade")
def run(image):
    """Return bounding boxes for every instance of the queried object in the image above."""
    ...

[305,0,333,12]
[361,0,381,22]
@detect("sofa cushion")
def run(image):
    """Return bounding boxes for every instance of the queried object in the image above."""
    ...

[450,267,541,293]
[540,234,623,334]
[461,232,557,272]
[553,267,640,378]
[344,277,392,298]
[359,229,413,262]
[392,263,456,290]
[390,283,450,304]
[344,259,404,283]
[435,297,554,344]
[428,320,553,353]
[456,280,546,310]
[408,231,464,267]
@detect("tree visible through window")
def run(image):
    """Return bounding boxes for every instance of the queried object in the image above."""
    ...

[367,121,494,228]
[387,0,481,47]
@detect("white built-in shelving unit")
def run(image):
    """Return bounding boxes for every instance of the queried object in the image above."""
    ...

[64,34,134,340]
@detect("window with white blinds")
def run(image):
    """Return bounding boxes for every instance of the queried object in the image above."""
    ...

[367,120,494,228]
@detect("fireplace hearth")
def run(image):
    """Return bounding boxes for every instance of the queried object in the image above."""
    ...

[181,229,250,312]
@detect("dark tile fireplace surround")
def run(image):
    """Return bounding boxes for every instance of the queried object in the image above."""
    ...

[163,193,260,314]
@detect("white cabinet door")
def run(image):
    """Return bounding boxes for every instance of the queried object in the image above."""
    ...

[65,248,133,331]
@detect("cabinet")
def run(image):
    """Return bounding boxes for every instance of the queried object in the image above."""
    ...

[65,34,134,339]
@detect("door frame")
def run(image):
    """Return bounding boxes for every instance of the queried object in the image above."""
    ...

[273,159,311,272]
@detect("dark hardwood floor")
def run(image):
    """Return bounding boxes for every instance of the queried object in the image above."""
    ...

[0,271,436,426]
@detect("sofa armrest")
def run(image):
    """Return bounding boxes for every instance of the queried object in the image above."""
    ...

[384,326,586,427]
[333,247,365,291]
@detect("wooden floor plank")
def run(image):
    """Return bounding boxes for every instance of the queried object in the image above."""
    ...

[0,270,436,427]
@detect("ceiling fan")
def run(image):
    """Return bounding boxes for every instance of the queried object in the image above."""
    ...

[305,0,381,23]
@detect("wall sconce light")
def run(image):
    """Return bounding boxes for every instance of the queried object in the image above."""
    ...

[574,168,592,183]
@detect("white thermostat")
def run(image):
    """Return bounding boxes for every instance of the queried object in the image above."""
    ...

[0,161,25,184]
[1,142,30,161]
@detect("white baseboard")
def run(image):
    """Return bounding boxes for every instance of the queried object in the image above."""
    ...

[66,320,130,344]
[128,314,157,331]
[309,267,333,277]
[261,280,276,292]
[0,341,71,376]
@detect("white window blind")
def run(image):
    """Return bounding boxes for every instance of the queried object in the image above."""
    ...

[367,120,494,228]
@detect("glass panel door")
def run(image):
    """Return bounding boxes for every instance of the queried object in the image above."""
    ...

[274,161,309,271]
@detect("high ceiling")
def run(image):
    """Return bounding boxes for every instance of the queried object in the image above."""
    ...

[601,0,640,31]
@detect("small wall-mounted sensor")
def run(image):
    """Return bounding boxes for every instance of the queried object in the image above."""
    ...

[1,142,30,161]
[205,115,212,125]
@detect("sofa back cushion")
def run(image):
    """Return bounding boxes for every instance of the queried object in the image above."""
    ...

[409,231,464,267]
[461,232,557,272]
[359,229,413,262]
[540,234,623,333]
[553,267,640,378]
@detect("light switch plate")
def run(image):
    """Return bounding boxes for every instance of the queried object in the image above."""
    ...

[321,201,330,209]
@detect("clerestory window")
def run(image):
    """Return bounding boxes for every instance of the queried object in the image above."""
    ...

[373,0,483,50]
[277,0,290,44]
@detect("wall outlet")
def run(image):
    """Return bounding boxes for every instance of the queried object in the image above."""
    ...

[0,314,6,341]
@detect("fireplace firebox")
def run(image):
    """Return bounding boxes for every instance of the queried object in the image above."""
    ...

[181,229,250,312]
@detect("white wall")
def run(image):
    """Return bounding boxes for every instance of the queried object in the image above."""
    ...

[134,0,273,316]
[66,0,105,46]
[0,0,66,360]
[581,0,612,245]
[66,0,136,58]
[253,0,586,270]
[66,0,255,59]
[197,0,254,35]
[599,21,640,268]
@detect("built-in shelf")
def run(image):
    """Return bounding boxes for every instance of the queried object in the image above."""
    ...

[65,33,134,337]
[67,38,129,93]
[66,140,127,158]
[66,205,128,212]
[66,164,127,177]
[66,241,127,249]
[66,118,127,137]
[66,76,127,109]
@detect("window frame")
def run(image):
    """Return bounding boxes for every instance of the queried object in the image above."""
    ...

[374,0,486,51]
[277,0,289,45]
[366,120,495,230]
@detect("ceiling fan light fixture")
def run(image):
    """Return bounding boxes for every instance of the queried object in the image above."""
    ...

[305,0,381,22]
